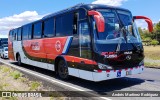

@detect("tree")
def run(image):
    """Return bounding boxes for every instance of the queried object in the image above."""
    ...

[138,22,160,45]
[138,27,145,40]
[144,37,152,46]
[153,22,160,41]
[155,22,160,32]
[151,39,159,46]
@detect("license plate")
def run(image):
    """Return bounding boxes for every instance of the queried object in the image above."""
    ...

[117,71,121,77]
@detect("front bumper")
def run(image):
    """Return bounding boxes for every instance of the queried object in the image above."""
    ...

[93,65,144,82]
[3,54,8,58]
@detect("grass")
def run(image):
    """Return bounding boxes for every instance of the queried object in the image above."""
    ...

[19,77,28,82]
[10,71,23,79]
[144,46,160,68]
[144,46,160,60]
[0,65,65,99]
[145,62,160,68]
[29,81,41,90]
[1,66,11,73]
[0,83,9,91]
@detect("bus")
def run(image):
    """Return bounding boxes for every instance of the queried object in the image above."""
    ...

[8,4,153,82]
[0,38,8,56]
[0,38,8,48]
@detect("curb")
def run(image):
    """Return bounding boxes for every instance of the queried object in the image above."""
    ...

[145,66,160,69]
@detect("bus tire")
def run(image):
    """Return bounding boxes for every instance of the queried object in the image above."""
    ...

[58,60,69,80]
[17,54,22,66]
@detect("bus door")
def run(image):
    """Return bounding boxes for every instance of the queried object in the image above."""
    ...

[78,20,93,79]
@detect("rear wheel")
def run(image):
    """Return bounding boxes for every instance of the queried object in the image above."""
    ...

[17,54,22,66]
[58,60,69,80]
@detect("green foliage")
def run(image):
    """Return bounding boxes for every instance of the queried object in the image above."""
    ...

[10,71,22,79]
[155,22,160,32]
[19,77,28,82]
[1,67,11,73]
[144,37,151,41]
[29,81,41,90]
[139,22,160,45]
[151,39,159,46]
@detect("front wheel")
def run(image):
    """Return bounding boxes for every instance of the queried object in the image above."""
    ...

[58,60,69,80]
[17,55,22,66]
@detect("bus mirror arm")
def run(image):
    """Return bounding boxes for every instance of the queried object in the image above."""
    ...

[88,10,105,33]
[133,16,153,32]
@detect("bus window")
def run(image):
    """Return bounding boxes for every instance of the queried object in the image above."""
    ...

[33,22,42,39]
[79,20,91,59]
[13,29,17,41]
[28,24,33,39]
[17,28,22,41]
[56,13,73,36]
[22,26,29,40]
[79,9,86,20]
[44,18,55,37]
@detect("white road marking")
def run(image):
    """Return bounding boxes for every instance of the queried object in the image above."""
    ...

[0,59,112,100]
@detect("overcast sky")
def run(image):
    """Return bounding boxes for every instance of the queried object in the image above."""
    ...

[0,0,159,37]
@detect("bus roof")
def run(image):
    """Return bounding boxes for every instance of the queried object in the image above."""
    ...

[11,4,131,30]
[43,4,131,19]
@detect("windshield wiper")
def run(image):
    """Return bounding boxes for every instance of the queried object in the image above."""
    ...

[116,26,128,53]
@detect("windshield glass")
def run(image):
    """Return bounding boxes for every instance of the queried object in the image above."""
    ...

[117,10,142,43]
[94,9,141,44]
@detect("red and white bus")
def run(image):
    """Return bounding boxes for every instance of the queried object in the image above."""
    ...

[8,4,153,82]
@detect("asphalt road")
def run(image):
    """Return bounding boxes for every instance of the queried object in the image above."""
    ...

[0,58,160,100]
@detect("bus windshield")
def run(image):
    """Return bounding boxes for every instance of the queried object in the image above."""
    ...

[94,9,141,44]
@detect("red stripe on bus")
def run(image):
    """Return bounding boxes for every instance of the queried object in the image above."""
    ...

[63,55,97,65]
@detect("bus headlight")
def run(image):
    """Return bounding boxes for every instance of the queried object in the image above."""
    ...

[98,63,112,69]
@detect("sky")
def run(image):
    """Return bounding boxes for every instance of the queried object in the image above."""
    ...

[0,0,159,37]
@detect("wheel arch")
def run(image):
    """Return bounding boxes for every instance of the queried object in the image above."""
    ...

[16,52,20,61]
[54,56,67,73]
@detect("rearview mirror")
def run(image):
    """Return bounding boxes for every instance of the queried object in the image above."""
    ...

[133,16,153,32]
[88,10,105,33]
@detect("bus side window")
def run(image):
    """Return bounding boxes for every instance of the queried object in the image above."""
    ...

[17,28,22,41]
[79,21,92,59]
[44,18,55,38]
[22,26,29,40]
[79,22,91,47]
[33,22,42,39]
[28,24,33,39]
[78,9,86,20]
[55,13,73,37]
[13,29,16,41]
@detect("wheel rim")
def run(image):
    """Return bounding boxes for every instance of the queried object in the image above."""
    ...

[58,61,68,79]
